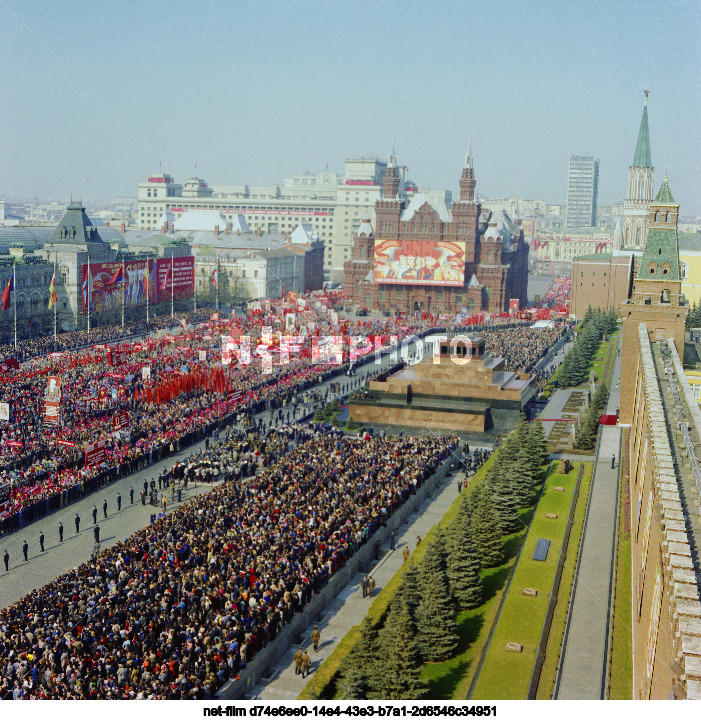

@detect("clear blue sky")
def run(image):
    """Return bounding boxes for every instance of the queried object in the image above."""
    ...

[1,0,699,213]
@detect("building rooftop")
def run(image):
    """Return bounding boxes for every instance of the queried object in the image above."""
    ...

[637,227,681,281]
[401,193,453,224]
[174,210,229,232]
[655,176,676,205]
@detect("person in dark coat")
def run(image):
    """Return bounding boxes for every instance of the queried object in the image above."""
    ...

[94,525,100,544]
[75,513,80,533]
[22,540,29,562]
[39,531,45,553]
[103,499,108,518]
[58,522,64,543]
[129,487,134,504]
[361,575,369,598]
[117,493,121,511]
[3,549,8,572]
[92,505,98,524]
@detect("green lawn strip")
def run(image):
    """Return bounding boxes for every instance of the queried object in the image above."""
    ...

[608,442,633,700]
[534,462,594,699]
[471,464,580,700]
[299,452,501,700]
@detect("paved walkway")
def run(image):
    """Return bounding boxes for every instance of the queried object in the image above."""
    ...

[249,462,486,700]
[539,388,580,439]
[555,339,622,699]
[0,439,218,608]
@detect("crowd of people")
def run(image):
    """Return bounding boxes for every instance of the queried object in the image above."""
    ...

[0,294,422,527]
[0,309,218,363]
[0,302,569,532]
[0,427,457,699]
[475,326,565,374]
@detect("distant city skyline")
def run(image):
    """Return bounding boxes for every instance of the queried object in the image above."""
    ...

[0,1,699,213]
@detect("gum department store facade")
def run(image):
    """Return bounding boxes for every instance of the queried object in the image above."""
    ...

[344,144,529,314]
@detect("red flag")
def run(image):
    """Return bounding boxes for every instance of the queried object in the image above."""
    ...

[1,275,13,310]
[105,267,124,286]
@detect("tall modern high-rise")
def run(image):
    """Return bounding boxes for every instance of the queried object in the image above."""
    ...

[566,155,599,228]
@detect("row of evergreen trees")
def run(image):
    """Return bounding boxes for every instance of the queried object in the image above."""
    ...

[557,307,617,388]
[336,419,549,700]
[573,379,609,450]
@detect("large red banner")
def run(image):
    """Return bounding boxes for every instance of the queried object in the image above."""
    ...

[108,349,129,366]
[81,259,156,313]
[85,439,106,468]
[44,375,61,425]
[155,256,195,301]
[113,411,130,431]
[227,390,244,404]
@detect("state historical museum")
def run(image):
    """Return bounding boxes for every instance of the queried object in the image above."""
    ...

[344,143,528,314]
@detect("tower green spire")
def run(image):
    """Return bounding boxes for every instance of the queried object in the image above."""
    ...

[633,90,652,168]
[654,175,675,204]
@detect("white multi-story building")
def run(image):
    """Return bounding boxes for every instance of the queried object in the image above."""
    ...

[136,152,441,282]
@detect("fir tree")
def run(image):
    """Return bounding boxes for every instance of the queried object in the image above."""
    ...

[495,425,522,468]
[574,410,598,450]
[606,308,619,334]
[337,663,371,700]
[558,350,579,387]
[376,598,426,700]
[469,484,504,568]
[447,490,474,549]
[582,305,594,328]
[526,419,549,467]
[400,563,423,617]
[338,618,381,699]
[502,451,536,509]
[446,523,483,609]
[414,529,459,661]
[485,471,521,533]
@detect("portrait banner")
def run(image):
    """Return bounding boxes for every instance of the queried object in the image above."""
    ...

[373,239,465,286]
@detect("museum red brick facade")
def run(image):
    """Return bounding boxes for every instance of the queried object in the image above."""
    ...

[344,147,528,314]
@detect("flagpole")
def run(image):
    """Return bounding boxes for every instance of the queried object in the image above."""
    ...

[87,254,91,335]
[13,262,17,350]
[121,256,126,329]
[146,258,150,324]
[53,258,57,341]
[216,256,220,312]
[170,251,174,319]
[193,260,197,313]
